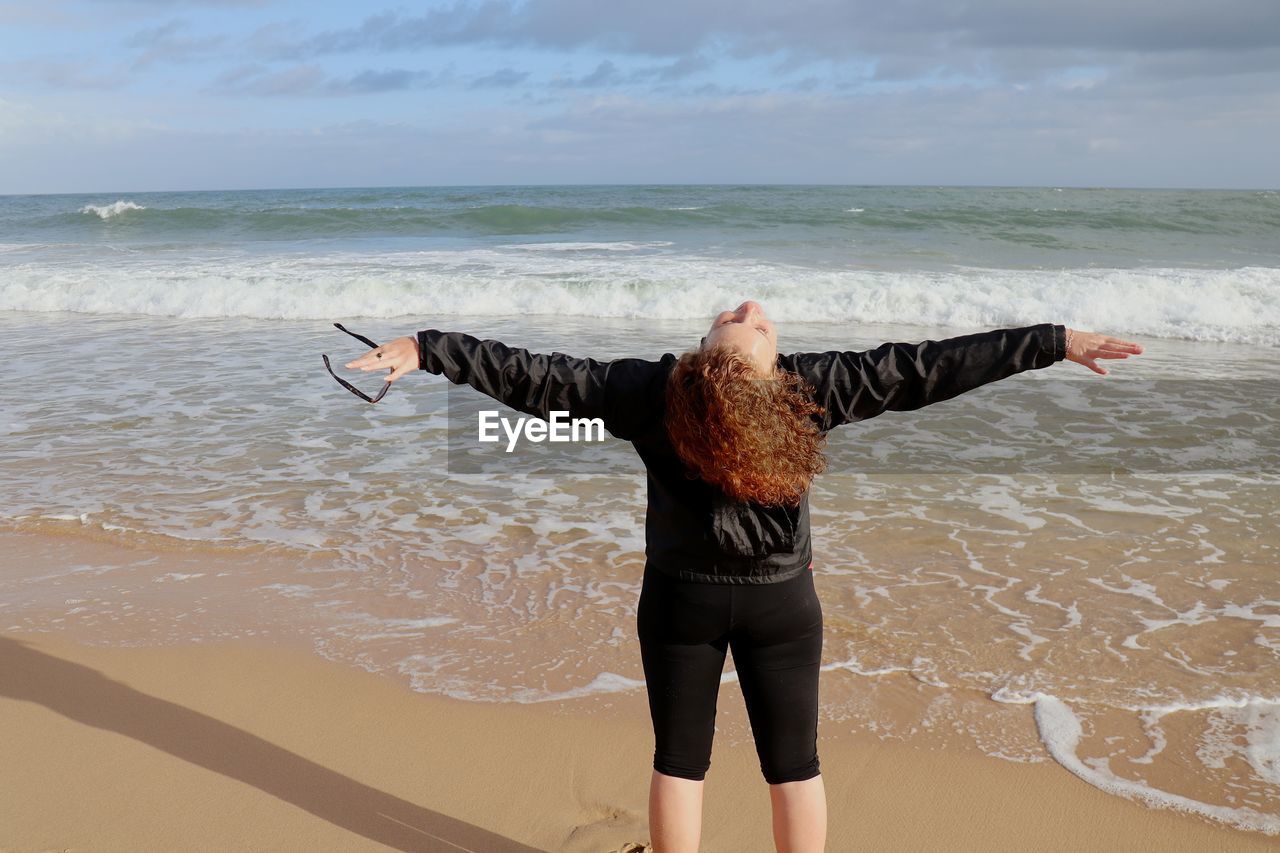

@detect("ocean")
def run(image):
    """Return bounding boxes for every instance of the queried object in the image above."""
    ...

[1,184,1277,834]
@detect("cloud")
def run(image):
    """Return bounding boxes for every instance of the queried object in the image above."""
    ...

[0,3,80,27]
[546,55,712,90]
[469,67,530,88]
[208,63,443,96]
[0,58,132,90]
[339,67,438,94]
[550,59,623,88]
[286,5,529,59]
[266,0,1280,82]
[106,0,272,6]
[510,82,1280,186]
[3,0,1278,192]
[4,77,1279,192]
[0,97,64,141]
[1123,45,1280,81]
[125,19,227,68]
[0,96,166,150]
[631,53,711,82]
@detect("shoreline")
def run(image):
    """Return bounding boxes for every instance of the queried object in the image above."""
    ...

[1,627,1273,852]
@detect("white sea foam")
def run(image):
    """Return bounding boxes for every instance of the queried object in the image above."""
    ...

[1031,693,1280,835]
[512,670,647,702]
[2,249,1278,346]
[349,615,459,640]
[991,682,1280,831]
[403,668,648,703]
[495,241,673,252]
[824,658,912,677]
[257,583,321,599]
[79,200,146,219]
[990,687,1040,705]
[1223,602,1280,629]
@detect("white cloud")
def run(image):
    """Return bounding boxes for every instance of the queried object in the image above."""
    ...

[0,97,166,148]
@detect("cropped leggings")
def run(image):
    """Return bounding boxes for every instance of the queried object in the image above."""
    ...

[636,563,824,785]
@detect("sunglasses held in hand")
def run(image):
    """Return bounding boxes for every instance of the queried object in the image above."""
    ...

[323,322,391,404]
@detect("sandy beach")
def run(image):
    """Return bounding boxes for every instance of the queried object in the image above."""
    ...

[2,530,1274,852]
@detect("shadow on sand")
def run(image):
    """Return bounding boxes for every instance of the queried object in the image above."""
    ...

[0,635,543,852]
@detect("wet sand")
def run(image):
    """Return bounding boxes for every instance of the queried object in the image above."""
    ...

[1,551,1274,852]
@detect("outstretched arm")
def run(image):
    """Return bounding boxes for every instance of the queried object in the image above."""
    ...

[779,323,1141,431]
[415,329,613,422]
[344,328,662,439]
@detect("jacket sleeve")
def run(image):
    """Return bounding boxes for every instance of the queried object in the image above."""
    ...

[780,323,1067,431]
[416,329,661,440]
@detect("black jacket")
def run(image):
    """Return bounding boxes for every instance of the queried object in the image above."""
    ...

[418,323,1068,584]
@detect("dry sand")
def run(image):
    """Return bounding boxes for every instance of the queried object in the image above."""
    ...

[1,623,1274,851]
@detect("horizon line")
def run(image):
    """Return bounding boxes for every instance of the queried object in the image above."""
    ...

[4,180,1278,198]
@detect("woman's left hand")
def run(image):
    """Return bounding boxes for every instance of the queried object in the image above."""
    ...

[1064,328,1144,375]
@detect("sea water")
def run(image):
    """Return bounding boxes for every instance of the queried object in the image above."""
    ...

[1,184,1277,833]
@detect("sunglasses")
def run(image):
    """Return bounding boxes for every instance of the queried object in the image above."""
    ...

[322,322,391,404]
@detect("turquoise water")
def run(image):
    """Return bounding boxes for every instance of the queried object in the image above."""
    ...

[4,185,1280,267]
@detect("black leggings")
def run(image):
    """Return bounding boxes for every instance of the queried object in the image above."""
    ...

[636,564,823,785]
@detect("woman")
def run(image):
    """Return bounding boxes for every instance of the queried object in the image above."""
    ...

[345,302,1143,852]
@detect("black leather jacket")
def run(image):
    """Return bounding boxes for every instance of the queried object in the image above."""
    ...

[418,323,1067,584]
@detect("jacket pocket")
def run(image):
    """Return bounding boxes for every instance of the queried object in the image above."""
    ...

[710,493,798,558]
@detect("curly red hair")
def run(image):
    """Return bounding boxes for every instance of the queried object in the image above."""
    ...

[665,345,828,506]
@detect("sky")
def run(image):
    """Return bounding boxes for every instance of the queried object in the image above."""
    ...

[1,0,1278,193]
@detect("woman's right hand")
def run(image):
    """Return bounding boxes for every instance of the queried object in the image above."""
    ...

[344,335,421,384]
[1064,328,1144,375]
